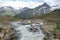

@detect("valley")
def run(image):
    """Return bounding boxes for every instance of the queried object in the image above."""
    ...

[0,2,60,40]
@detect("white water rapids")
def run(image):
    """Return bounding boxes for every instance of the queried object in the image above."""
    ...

[11,21,45,40]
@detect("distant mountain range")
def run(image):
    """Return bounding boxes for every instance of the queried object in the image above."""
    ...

[0,6,20,17]
[16,3,51,19]
[0,3,59,19]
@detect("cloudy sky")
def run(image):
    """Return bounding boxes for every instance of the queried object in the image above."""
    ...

[0,0,60,9]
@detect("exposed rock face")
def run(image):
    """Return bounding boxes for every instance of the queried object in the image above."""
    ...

[33,3,51,16]
[0,23,19,40]
[16,3,51,19]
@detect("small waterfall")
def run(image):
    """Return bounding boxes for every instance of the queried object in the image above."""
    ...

[11,21,45,40]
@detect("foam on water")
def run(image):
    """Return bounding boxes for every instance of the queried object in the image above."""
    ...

[11,21,45,40]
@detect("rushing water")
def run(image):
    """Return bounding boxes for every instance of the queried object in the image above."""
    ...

[11,21,45,40]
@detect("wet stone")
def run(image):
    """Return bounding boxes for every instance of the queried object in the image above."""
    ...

[28,27,39,33]
[0,32,4,38]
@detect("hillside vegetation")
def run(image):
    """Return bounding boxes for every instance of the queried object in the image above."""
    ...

[39,9,60,30]
[0,15,22,24]
[0,10,15,17]
[35,9,60,39]
[35,9,60,23]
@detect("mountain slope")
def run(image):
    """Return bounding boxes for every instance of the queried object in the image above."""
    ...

[20,7,30,12]
[36,9,60,23]
[16,9,33,19]
[35,9,60,36]
[0,10,15,17]
[36,9,60,39]
[0,7,16,17]
[16,3,51,19]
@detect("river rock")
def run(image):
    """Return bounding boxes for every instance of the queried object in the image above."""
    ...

[0,32,4,38]
[0,23,18,40]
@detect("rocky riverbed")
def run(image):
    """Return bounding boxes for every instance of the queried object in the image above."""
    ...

[10,20,45,40]
[0,19,56,40]
[0,23,19,40]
